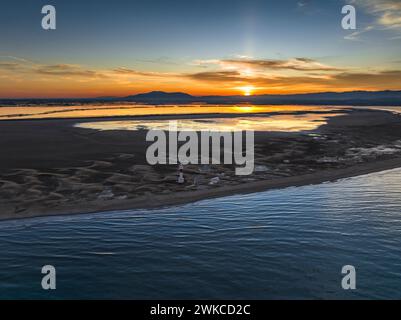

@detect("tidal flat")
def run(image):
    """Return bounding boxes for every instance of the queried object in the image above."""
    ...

[0,107,400,220]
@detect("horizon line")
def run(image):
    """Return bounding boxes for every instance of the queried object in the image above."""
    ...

[2,89,401,100]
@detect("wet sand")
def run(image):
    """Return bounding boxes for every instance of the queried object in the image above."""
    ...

[0,109,401,221]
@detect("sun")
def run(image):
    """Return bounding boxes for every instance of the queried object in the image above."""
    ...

[239,86,255,96]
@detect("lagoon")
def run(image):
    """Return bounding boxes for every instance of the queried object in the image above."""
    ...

[0,168,401,299]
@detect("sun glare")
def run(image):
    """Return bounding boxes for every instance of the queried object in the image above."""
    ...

[239,86,255,96]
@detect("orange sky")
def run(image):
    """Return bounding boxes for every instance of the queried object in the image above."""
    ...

[2,1,401,98]
[2,57,401,98]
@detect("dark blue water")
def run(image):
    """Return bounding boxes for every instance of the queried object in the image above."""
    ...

[1,169,401,299]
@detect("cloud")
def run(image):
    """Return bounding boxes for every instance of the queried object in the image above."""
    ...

[112,67,173,77]
[334,70,401,85]
[186,68,401,92]
[228,58,342,71]
[193,57,343,72]
[187,71,245,83]
[344,26,375,41]
[0,59,112,81]
[2,54,401,96]
[35,64,107,78]
[351,0,401,29]
[137,57,179,66]
[35,57,395,93]
[0,59,175,81]
[0,62,20,70]
[0,56,36,71]
[0,56,33,64]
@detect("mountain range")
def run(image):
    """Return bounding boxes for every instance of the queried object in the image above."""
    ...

[2,90,401,106]
[123,90,401,106]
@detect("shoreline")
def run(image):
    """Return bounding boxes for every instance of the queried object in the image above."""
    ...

[0,108,351,123]
[1,108,401,222]
[1,157,400,222]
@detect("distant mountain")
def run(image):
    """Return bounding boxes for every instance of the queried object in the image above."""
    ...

[125,91,195,103]
[120,90,401,106]
[2,90,401,106]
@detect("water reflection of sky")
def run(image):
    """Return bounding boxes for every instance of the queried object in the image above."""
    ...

[356,106,401,114]
[76,113,343,132]
[0,104,347,120]
[0,168,400,299]
[0,105,399,121]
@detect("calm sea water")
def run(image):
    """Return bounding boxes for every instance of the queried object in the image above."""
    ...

[0,169,401,300]
[0,104,346,120]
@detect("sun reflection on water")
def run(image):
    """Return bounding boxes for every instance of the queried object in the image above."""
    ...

[76,113,343,132]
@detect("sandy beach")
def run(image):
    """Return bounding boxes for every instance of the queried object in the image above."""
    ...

[0,108,401,221]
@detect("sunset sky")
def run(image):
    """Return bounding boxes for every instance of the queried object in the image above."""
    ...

[1,0,401,98]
